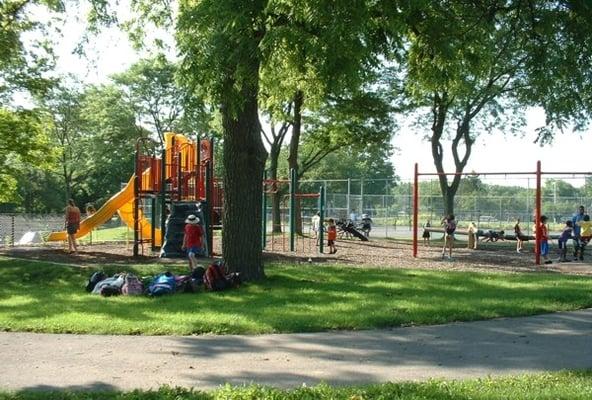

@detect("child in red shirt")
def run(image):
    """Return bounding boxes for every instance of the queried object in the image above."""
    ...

[182,214,204,270]
[327,218,337,254]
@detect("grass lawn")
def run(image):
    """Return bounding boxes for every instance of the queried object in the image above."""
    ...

[1,256,592,335]
[1,371,591,399]
[78,226,132,243]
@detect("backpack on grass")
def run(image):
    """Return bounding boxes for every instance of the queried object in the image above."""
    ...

[175,275,201,293]
[121,274,144,295]
[85,271,107,292]
[92,274,124,295]
[204,262,228,291]
[191,266,206,284]
[204,261,241,291]
[100,285,121,297]
[146,272,176,297]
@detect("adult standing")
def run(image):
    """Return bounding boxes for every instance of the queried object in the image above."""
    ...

[572,205,585,259]
[311,212,321,243]
[65,199,81,254]
[349,209,358,223]
[467,221,478,250]
[514,218,525,253]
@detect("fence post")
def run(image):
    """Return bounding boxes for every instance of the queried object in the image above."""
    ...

[262,170,268,250]
[360,178,364,215]
[413,163,419,258]
[319,185,325,254]
[347,178,351,218]
[535,161,542,265]
[289,168,296,252]
[10,215,15,247]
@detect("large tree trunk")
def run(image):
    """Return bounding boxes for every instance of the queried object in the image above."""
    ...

[221,78,268,281]
[430,92,474,217]
[288,91,304,234]
[430,92,452,216]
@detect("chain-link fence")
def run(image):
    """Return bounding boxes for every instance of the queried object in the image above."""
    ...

[0,213,130,247]
[264,178,592,240]
[4,177,591,247]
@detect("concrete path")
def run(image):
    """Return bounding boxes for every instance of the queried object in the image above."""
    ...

[1,309,591,392]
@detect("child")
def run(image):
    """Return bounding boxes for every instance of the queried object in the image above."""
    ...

[65,199,81,254]
[557,220,574,262]
[482,230,505,243]
[514,218,524,253]
[422,220,431,247]
[467,221,477,250]
[538,215,552,264]
[361,214,373,238]
[182,214,204,271]
[441,214,456,259]
[327,218,337,254]
[576,214,592,261]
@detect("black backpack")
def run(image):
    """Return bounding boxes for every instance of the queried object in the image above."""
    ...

[85,271,107,292]
[100,285,121,297]
[191,266,206,284]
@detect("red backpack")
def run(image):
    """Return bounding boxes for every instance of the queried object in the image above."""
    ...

[204,262,228,291]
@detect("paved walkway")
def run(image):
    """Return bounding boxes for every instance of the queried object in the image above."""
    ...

[1,309,591,391]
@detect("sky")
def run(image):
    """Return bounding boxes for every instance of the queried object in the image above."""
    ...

[392,110,592,185]
[48,6,592,187]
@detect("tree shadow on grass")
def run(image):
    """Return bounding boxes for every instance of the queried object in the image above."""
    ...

[1,258,591,335]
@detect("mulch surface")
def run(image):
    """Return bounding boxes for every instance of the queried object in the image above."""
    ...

[2,237,592,276]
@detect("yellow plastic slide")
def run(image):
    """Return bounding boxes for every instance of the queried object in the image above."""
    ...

[117,199,161,246]
[47,133,191,244]
[47,172,161,245]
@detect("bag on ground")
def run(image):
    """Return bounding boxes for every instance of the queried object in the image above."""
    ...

[191,266,206,283]
[175,274,201,293]
[121,274,144,295]
[92,274,125,295]
[100,285,121,297]
[85,271,107,292]
[146,272,176,296]
[204,261,228,291]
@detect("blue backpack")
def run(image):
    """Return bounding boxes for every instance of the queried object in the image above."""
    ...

[147,272,176,297]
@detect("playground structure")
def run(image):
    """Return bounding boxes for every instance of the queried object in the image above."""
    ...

[412,161,592,265]
[262,169,371,254]
[47,133,222,257]
[262,168,327,253]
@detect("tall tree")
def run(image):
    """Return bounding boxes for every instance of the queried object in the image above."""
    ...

[43,82,147,206]
[0,108,51,203]
[299,87,396,178]
[177,1,268,280]
[303,142,396,190]
[258,2,402,233]
[13,160,64,213]
[80,84,150,205]
[260,109,291,234]
[43,84,86,202]
[113,55,210,144]
[0,0,61,100]
[177,1,401,279]
[402,1,592,215]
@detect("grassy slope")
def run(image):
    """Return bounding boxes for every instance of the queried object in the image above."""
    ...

[1,371,591,399]
[1,257,591,335]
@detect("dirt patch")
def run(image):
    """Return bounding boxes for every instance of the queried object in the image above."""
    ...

[2,237,592,276]
[263,235,592,276]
